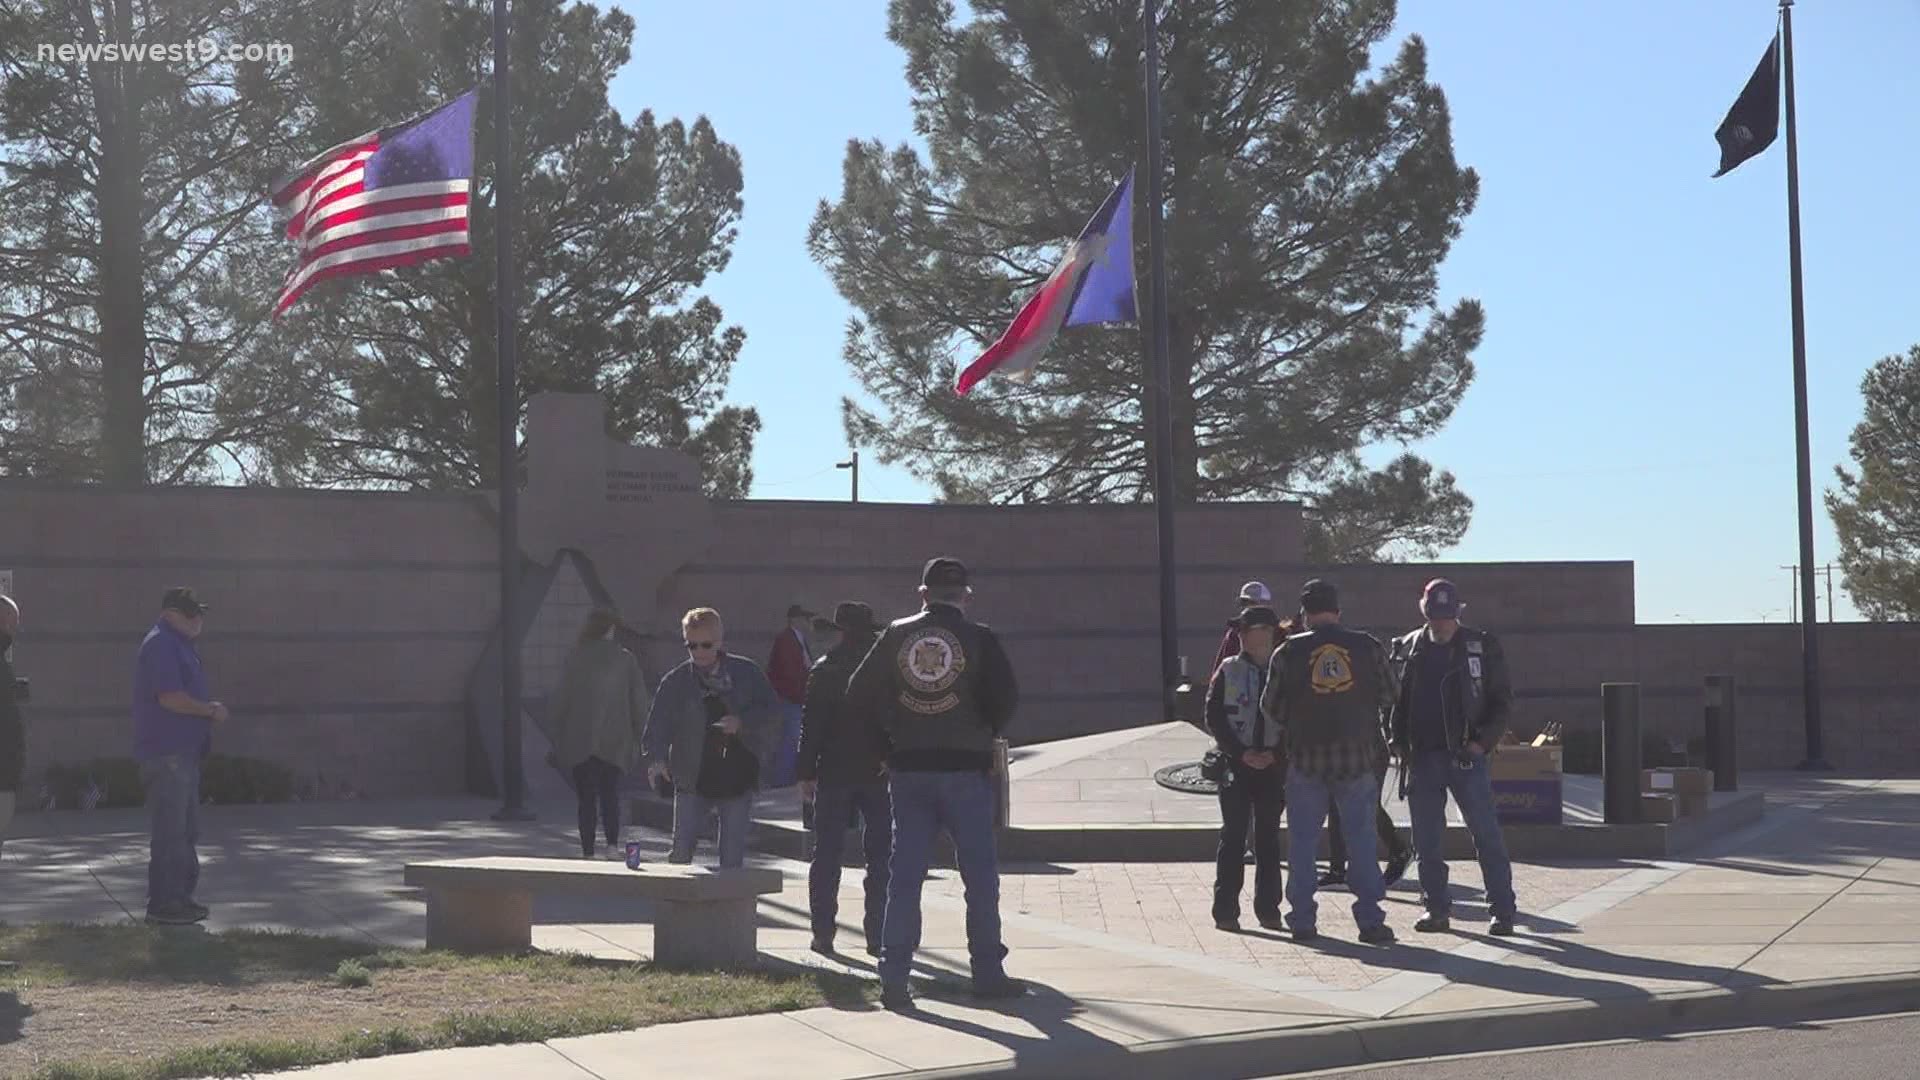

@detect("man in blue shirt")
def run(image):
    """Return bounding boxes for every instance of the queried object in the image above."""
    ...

[134,588,227,925]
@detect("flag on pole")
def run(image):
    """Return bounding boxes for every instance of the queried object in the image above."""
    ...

[1712,36,1780,177]
[271,90,477,315]
[955,168,1137,395]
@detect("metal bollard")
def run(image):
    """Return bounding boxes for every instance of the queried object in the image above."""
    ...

[993,737,1011,830]
[1602,683,1642,824]
[1704,674,1739,792]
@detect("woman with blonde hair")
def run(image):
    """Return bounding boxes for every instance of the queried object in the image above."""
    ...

[540,608,649,859]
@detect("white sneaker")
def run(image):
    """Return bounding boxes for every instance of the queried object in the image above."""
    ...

[603,847,627,861]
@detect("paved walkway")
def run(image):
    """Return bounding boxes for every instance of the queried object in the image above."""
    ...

[0,773,1915,1078]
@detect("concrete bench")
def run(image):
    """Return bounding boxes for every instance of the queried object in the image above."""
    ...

[402,857,783,968]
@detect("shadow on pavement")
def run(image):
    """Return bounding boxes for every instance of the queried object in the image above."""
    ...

[888,980,1130,1067]
[0,991,25,1046]
[1295,933,1783,1004]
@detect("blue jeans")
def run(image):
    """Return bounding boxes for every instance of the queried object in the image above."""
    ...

[881,770,1007,987]
[1408,748,1517,920]
[141,754,201,913]
[668,792,752,868]
[768,702,804,788]
[1284,766,1387,932]
[809,780,891,945]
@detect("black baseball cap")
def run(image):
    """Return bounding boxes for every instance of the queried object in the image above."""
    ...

[786,603,815,619]
[1231,605,1282,631]
[922,557,970,589]
[831,601,880,635]
[1300,579,1340,615]
[161,587,209,617]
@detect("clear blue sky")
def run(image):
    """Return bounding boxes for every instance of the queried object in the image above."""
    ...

[607,0,1920,624]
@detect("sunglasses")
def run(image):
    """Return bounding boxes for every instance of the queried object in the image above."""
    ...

[684,640,717,651]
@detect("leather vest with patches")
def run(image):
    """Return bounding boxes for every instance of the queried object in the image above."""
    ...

[1216,654,1280,750]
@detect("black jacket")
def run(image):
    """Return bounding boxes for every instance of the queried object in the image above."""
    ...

[847,602,1018,773]
[0,638,23,793]
[796,633,885,786]
[1386,625,1513,755]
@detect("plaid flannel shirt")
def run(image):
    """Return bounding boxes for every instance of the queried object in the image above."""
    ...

[1261,625,1397,783]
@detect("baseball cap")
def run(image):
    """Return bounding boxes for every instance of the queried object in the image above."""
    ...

[161,587,209,618]
[830,601,880,635]
[1300,579,1340,615]
[1231,605,1282,631]
[1422,578,1462,619]
[921,557,970,589]
[1237,580,1273,605]
[786,603,816,619]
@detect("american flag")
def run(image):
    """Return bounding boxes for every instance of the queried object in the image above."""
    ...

[271,90,477,315]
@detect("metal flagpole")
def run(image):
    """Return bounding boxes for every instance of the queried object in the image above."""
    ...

[1780,0,1828,770]
[492,0,533,818]
[1143,0,1180,716]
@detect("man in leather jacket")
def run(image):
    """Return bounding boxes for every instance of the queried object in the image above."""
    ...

[1387,578,1519,936]
[848,556,1023,1011]
[797,601,888,958]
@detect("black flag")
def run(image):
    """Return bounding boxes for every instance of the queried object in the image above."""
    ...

[1713,36,1781,177]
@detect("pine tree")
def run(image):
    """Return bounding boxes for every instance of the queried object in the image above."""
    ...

[1829,345,1920,619]
[809,0,1482,559]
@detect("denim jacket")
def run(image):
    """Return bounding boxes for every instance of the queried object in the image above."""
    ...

[640,653,776,793]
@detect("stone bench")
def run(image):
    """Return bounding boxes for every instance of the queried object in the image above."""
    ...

[402,857,783,968]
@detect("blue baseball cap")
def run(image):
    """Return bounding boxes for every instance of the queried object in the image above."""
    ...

[1422,578,1461,619]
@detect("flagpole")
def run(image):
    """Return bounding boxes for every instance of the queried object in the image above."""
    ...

[491,0,534,818]
[1780,0,1828,771]
[1143,0,1180,715]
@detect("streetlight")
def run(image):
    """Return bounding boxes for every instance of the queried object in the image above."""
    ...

[836,450,859,503]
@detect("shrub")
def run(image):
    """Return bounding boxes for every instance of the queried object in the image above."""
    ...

[39,753,294,809]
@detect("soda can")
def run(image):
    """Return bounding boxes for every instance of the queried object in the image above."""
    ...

[625,841,643,870]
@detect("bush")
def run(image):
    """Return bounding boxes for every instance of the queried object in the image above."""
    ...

[201,753,295,805]
[39,753,294,809]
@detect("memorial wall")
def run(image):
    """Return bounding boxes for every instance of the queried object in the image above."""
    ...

[0,392,1911,798]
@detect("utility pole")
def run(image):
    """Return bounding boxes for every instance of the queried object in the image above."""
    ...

[836,450,859,503]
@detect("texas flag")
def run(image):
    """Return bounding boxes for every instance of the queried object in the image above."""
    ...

[955,168,1137,395]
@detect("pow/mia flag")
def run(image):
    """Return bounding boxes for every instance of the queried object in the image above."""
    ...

[1713,35,1780,178]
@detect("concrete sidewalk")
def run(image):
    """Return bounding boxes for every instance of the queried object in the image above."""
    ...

[2,774,1916,1078]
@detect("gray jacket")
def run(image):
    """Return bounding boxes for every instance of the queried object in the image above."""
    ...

[538,639,648,772]
[640,653,776,792]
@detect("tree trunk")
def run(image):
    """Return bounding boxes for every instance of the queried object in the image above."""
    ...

[91,1,148,486]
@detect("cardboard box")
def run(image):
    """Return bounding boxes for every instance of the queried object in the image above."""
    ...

[1640,793,1678,823]
[1643,767,1713,800]
[1490,745,1563,825]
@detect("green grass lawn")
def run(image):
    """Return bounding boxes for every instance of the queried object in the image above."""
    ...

[0,922,869,1080]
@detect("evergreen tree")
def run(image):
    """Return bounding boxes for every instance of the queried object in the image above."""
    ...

[809,0,1481,558]
[1828,345,1920,620]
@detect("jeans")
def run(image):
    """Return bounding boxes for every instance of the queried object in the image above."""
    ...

[669,791,752,868]
[768,702,804,788]
[0,790,14,858]
[881,770,1007,988]
[572,756,623,856]
[809,780,891,945]
[1328,763,1408,872]
[1214,763,1283,923]
[1284,766,1387,932]
[141,754,201,913]
[1408,748,1517,920]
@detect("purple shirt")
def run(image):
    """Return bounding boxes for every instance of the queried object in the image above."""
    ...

[133,621,211,761]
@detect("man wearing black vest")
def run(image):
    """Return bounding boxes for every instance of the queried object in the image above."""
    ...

[1260,579,1397,945]
[848,557,1023,1012]
[1388,578,1518,936]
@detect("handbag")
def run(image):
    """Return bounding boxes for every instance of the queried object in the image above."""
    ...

[1199,747,1227,783]
[694,693,759,799]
